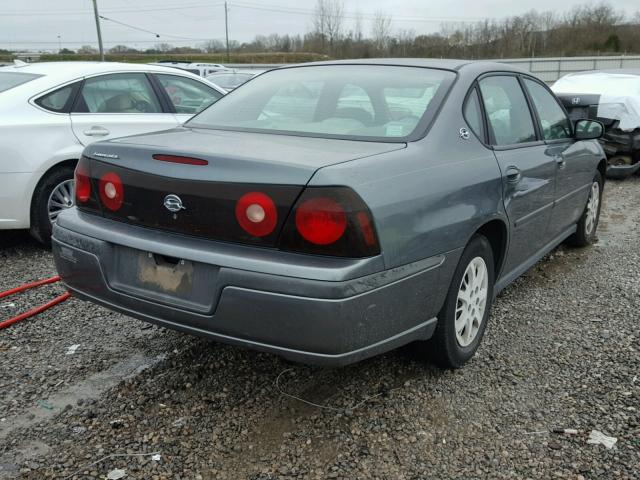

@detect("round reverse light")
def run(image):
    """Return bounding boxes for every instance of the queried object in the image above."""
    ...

[246,203,266,223]
[235,192,277,237]
[98,172,124,211]
[104,182,117,199]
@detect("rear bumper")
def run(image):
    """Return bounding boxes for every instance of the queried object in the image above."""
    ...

[52,210,458,366]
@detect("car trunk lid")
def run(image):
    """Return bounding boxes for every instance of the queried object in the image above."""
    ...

[79,127,404,247]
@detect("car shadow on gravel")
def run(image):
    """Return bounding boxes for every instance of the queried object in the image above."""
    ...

[0,230,42,251]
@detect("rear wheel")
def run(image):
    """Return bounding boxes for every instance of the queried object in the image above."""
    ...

[569,171,603,247]
[30,165,76,246]
[427,234,495,368]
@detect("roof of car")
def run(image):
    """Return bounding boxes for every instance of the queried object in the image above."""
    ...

[0,61,226,96]
[286,58,525,73]
[1,61,189,77]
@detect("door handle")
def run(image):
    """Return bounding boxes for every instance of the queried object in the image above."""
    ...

[555,155,566,169]
[83,127,110,137]
[505,166,522,184]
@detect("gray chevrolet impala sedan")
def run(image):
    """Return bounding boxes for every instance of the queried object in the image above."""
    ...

[52,59,606,368]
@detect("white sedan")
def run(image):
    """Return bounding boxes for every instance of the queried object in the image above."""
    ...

[0,61,225,244]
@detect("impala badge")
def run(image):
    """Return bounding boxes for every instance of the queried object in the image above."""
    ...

[572,97,581,105]
[164,194,186,213]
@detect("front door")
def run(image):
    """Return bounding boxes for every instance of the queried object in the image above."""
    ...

[479,75,557,277]
[70,72,178,147]
[521,78,594,236]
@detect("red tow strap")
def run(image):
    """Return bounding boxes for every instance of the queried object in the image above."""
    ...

[0,276,71,330]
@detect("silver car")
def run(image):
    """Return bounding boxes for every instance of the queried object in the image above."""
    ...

[52,60,606,368]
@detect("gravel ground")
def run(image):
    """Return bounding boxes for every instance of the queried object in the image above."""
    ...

[0,177,638,480]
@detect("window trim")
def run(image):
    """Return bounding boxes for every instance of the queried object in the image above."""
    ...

[33,81,82,114]
[70,72,166,115]
[520,75,574,144]
[476,72,544,150]
[28,78,82,115]
[462,84,488,145]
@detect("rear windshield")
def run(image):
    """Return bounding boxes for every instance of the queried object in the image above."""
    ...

[0,72,41,93]
[188,65,456,141]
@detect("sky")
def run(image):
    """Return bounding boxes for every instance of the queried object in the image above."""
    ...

[0,0,638,52]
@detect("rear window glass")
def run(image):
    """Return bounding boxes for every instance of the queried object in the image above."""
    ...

[188,65,456,141]
[35,84,76,112]
[0,72,41,93]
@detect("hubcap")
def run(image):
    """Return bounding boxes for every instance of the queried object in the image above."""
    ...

[455,257,488,347]
[585,181,600,236]
[48,179,75,225]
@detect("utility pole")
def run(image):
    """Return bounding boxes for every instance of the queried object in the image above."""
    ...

[91,0,105,61]
[224,1,230,63]
[57,35,61,54]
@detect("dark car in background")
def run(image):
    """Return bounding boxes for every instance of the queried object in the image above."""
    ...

[553,69,640,178]
[52,60,606,368]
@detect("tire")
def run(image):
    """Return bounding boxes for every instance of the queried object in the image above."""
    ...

[427,234,495,369]
[30,165,76,247]
[568,171,603,247]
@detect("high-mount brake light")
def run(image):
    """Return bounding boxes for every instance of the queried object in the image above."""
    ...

[74,162,91,204]
[235,191,277,237]
[295,197,347,245]
[152,154,208,166]
[98,172,124,211]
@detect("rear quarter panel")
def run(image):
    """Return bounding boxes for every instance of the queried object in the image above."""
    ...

[0,102,81,227]
[310,100,506,271]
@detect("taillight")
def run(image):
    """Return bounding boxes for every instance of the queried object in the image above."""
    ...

[235,191,278,237]
[98,172,124,211]
[295,197,347,245]
[74,162,91,203]
[279,187,380,258]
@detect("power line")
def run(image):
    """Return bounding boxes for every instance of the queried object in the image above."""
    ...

[0,1,487,23]
[0,2,225,16]
[99,15,210,41]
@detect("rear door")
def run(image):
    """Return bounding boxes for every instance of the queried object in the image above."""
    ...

[152,73,223,124]
[522,77,593,237]
[478,74,557,277]
[70,72,178,146]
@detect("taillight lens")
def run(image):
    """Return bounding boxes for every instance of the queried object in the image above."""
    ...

[295,197,347,245]
[235,191,278,237]
[98,172,124,211]
[75,162,91,204]
[279,187,380,258]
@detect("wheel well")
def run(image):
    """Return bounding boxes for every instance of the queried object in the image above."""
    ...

[30,159,78,220]
[597,159,607,182]
[475,220,507,276]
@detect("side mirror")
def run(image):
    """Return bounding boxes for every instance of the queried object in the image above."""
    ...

[574,119,604,140]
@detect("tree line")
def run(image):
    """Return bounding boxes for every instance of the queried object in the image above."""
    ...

[17,1,640,60]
